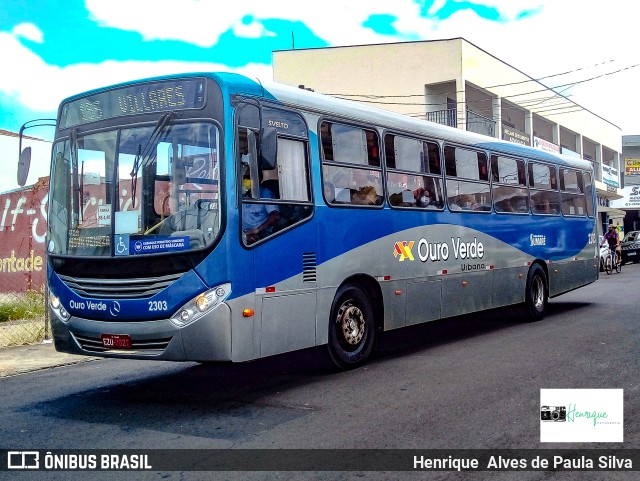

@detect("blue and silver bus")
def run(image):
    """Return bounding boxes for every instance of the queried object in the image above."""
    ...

[35,72,598,369]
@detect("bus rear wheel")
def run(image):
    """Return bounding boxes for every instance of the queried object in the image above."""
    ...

[327,284,376,370]
[523,264,548,321]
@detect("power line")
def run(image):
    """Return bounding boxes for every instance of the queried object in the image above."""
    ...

[325,60,639,119]
[326,59,620,100]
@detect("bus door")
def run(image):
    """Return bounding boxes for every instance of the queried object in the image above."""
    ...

[238,104,317,358]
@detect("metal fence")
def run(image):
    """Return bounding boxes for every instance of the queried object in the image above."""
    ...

[0,284,49,348]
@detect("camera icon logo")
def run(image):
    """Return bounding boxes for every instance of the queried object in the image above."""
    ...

[540,405,567,422]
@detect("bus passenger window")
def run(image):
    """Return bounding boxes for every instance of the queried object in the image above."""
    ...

[529,162,561,215]
[385,134,443,210]
[445,146,490,213]
[559,168,586,216]
[321,121,383,207]
[491,155,529,214]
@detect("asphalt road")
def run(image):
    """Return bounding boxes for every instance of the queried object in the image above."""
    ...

[1,264,638,481]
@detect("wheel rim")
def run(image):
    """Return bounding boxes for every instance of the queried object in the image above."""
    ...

[336,300,365,348]
[532,275,544,311]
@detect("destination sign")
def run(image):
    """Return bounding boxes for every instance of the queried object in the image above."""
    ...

[59,78,206,128]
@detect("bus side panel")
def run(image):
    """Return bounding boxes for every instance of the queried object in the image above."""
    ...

[315,285,337,346]
[260,291,317,357]
[405,279,442,326]
[492,265,528,307]
[253,218,319,358]
[228,293,259,362]
[548,257,598,298]
[441,270,494,318]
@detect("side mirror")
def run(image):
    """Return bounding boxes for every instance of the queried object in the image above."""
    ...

[259,127,278,170]
[17,117,56,187]
[17,147,32,187]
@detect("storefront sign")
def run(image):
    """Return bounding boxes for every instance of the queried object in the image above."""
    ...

[533,136,560,154]
[602,164,620,188]
[610,186,640,208]
[502,126,530,146]
[624,158,640,176]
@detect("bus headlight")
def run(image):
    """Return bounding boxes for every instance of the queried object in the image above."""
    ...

[50,293,70,322]
[170,283,231,327]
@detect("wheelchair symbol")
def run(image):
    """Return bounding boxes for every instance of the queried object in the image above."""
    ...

[115,235,129,255]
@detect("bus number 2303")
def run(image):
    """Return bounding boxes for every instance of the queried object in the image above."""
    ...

[148,300,168,311]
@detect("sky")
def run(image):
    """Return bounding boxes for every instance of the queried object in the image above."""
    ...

[1,0,639,189]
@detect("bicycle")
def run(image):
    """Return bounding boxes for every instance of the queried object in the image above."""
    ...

[601,244,622,275]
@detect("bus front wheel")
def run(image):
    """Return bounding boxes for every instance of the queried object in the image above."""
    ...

[523,264,548,321]
[327,284,376,370]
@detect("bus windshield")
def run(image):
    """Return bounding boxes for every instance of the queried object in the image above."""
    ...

[48,122,221,257]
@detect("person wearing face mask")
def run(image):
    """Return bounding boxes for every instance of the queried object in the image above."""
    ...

[241,170,279,244]
[416,188,435,208]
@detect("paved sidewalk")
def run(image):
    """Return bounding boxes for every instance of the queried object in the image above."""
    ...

[0,342,98,377]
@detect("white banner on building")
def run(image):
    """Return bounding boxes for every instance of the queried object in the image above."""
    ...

[533,136,560,154]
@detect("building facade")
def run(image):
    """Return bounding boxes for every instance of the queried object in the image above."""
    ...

[611,135,640,234]
[273,38,623,235]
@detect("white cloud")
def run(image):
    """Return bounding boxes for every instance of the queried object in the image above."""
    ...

[233,20,276,39]
[0,31,271,113]
[4,1,640,134]
[82,0,548,48]
[84,0,419,47]
[11,23,44,43]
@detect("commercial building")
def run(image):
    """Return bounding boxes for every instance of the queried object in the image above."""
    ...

[611,136,640,233]
[273,38,623,234]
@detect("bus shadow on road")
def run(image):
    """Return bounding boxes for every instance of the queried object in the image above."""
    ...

[26,301,591,441]
[373,300,592,362]
[25,347,334,441]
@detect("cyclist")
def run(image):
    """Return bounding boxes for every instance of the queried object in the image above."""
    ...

[601,224,621,266]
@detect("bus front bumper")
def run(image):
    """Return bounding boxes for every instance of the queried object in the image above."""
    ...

[50,303,232,362]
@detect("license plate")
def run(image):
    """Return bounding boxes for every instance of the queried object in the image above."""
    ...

[101,334,132,349]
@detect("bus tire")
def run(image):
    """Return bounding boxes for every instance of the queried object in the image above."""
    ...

[327,284,376,370]
[523,264,548,321]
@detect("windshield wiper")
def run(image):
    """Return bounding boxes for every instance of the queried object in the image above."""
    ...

[130,143,142,209]
[70,127,81,224]
[129,111,176,209]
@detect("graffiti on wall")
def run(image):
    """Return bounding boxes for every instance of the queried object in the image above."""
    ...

[0,178,49,292]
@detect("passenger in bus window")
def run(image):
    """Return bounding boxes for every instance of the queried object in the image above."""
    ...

[352,185,379,205]
[535,198,552,214]
[459,194,477,210]
[416,188,435,208]
[323,181,336,203]
[242,172,280,244]
[350,169,381,205]
[511,195,528,213]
